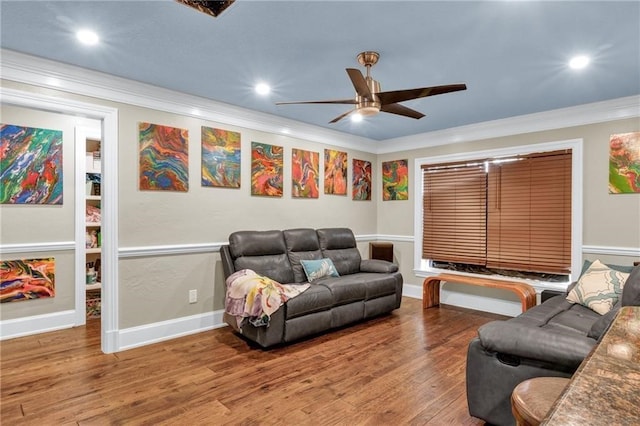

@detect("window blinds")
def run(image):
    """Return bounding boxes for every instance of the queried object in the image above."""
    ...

[487,151,571,274]
[422,150,571,275]
[422,163,487,265]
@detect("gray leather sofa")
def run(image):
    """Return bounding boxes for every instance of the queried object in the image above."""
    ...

[220,227,403,348]
[466,264,640,426]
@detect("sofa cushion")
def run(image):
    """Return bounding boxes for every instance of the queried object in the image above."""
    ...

[347,272,399,300]
[316,275,367,305]
[588,301,621,340]
[544,303,601,335]
[301,258,340,282]
[285,284,333,319]
[566,259,629,315]
[229,230,294,284]
[621,265,640,306]
[283,228,323,282]
[317,228,361,275]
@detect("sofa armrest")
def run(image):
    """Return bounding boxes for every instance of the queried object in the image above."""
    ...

[360,259,399,273]
[220,245,236,282]
[478,321,596,369]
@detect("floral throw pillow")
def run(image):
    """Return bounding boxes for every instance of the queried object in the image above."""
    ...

[300,258,340,282]
[566,259,630,315]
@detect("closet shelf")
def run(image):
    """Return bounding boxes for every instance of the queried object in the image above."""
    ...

[86,283,101,291]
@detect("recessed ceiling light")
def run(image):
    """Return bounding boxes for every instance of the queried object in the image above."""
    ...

[351,113,363,123]
[569,55,590,70]
[76,29,99,46]
[255,83,271,96]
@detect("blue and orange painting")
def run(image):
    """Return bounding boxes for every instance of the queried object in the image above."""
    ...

[201,126,241,188]
[139,122,189,191]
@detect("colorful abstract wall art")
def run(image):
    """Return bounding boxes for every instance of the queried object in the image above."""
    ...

[352,159,372,201]
[292,148,319,198]
[324,149,347,195]
[139,122,189,191]
[382,159,409,201]
[201,127,241,188]
[251,142,283,197]
[1,257,55,303]
[609,132,640,194]
[0,124,63,204]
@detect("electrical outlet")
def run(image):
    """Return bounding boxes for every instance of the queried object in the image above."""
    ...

[189,289,197,304]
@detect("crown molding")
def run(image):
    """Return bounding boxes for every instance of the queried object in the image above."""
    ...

[2,49,638,156]
[376,95,640,154]
[0,49,377,153]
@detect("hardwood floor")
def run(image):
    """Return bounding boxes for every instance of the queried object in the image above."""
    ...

[1,298,504,425]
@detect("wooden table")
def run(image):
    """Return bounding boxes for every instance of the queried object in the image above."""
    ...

[422,273,537,313]
[542,306,640,424]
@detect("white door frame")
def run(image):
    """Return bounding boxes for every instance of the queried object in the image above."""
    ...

[74,125,102,327]
[1,88,120,353]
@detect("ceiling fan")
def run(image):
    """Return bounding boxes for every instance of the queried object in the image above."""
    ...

[276,51,467,123]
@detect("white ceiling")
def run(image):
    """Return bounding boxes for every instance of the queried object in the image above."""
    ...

[1,1,639,141]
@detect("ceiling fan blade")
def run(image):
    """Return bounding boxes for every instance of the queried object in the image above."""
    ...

[377,83,467,105]
[381,103,425,119]
[329,109,355,123]
[276,99,357,105]
[346,68,372,99]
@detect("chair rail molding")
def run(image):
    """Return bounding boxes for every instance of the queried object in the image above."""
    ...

[582,245,640,257]
[0,241,75,254]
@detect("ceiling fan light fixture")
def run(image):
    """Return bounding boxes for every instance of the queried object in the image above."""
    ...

[357,106,379,117]
[351,113,363,123]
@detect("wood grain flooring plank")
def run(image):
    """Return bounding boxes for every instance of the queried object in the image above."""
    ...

[1,299,504,424]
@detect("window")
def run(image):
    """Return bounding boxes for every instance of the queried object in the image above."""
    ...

[418,143,580,281]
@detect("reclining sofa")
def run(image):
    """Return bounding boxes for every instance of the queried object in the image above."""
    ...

[220,227,403,348]
[466,262,640,426]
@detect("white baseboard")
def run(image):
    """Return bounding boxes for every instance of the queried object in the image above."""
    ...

[117,310,226,351]
[402,283,423,299]
[0,310,76,340]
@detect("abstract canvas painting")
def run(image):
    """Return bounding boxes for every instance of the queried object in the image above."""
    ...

[352,159,372,201]
[292,148,319,198]
[201,126,241,188]
[1,257,55,303]
[324,149,347,195]
[251,142,283,197]
[0,124,63,204]
[382,159,409,201]
[609,132,640,194]
[139,122,189,191]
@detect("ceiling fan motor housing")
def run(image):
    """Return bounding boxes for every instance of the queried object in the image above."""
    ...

[356,77,381,115]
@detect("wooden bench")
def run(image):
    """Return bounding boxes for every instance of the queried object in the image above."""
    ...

[422,273,537,313]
